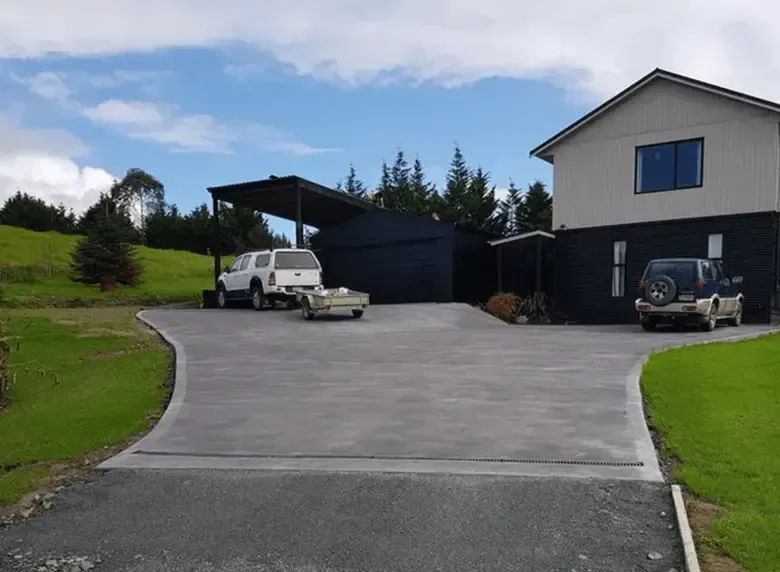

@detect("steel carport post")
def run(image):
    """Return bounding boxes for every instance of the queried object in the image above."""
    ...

[212,194,221,288]
[295,179,304,248]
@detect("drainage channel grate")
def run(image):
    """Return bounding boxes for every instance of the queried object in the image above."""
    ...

[134,450,643,468]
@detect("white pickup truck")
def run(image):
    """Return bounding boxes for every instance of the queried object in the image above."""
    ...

[216,248,323,310]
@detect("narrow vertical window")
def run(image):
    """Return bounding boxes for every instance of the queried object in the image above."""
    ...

[708,233,723,260]
[612,240,627,297]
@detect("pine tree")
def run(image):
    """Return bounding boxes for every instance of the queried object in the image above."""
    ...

[78,192,140,243]
[389,149,412,211]
[409,156,436,215]
[70,210,143,290]
[442,144,471,224]
[523,180,553,232]
[496,180,522,236]
[372,161,393,208]
[341,164,367,199]
[465,167,500,233]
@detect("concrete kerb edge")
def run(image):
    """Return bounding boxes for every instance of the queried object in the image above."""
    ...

[98,310,190,470]
[671,484,701,572]
[630,328,780,566]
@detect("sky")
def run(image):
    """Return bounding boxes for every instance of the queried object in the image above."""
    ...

[2,1,780,239]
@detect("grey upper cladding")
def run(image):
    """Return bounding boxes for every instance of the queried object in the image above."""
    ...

[529,68,780,162]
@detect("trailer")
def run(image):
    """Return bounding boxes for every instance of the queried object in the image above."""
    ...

[295,287,370,320]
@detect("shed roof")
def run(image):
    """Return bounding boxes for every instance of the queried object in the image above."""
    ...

[488,230,556,247]
[207,175,376,229]
[529,68,780,162]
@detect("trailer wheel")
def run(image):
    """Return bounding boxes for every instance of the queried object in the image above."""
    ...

[301,297,314,321]
[351,309,364,319]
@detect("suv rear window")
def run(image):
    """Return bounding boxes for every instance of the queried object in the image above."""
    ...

[643,260,698,288]
[273,251,319,269]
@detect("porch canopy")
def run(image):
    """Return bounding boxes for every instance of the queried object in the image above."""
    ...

[489,230,556,293]
[207,175,376,286]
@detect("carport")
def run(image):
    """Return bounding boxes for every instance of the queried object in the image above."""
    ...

[207,175,376,287]
[489,230,555,296]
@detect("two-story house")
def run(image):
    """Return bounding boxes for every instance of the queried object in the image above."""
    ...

[529,68,780,324]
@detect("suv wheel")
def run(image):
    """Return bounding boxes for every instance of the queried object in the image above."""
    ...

[727,301,743,327]
[641,319,656,332]
[700,303,717,332]
[217,284,228,309]
[645,275,677,307]
[251,284,266,311]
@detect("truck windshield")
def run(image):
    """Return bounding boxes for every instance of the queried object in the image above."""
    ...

[643,261,698,288]
[274,251,319,269]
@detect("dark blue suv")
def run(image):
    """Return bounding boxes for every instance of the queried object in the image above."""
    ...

[634,258,744,332]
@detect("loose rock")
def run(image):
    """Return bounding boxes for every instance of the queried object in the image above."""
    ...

[647,551,663,560]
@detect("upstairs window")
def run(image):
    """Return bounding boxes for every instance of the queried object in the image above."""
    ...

[635,138,703,193]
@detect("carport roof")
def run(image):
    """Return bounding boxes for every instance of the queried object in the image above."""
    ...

[207,175,376,229]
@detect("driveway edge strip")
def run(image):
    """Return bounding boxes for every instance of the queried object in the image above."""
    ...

[672,484,701,572]
[625,355,663,481]
[98,310,190,469]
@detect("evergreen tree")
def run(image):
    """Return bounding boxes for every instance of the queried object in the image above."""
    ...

[389,149,412,211]
[523,180,553,232]
[70,210,143,289]
[78,192,140,243]
[442,144,471,224]
[341,164,368,199]
[0,191,77,234]
[464,167,501,233]
[372,161,393,208]
[409,156,437,215]
[496,181,522,236]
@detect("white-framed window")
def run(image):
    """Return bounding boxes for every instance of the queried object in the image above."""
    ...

[708,233,723,260]
[612,240,627,297]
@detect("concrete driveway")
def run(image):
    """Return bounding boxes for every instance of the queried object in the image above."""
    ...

[7,303,777,572]
[102,303,775,481]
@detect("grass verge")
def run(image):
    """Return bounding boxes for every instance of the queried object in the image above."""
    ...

[641,332,780,572]
[0,307,171,515]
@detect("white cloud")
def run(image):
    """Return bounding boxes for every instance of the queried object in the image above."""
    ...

[2,1,780,101]
[0,116,115,214]
[13,71,339,156]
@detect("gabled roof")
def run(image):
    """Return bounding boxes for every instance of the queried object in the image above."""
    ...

[529,68,780,161]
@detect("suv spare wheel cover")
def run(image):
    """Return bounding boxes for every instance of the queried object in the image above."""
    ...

[645,274,677,307]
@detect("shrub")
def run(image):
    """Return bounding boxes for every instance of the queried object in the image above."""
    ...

[486,292,519,323]
[517,292,552,324]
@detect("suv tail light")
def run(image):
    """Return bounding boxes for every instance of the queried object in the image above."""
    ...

[319,271,323,284]
[638,279,644,289]
[268,271,276,286]
[696,279,704,289]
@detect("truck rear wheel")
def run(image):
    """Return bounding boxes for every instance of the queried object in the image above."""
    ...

[351,309,364,319]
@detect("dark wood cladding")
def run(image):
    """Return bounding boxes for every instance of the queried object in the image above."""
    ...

[554,212,780,324]
[312,209,498,305]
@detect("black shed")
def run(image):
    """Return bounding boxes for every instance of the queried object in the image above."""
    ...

[311,209,498,305]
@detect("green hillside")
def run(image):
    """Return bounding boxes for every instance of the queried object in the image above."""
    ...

[0,225,221,307]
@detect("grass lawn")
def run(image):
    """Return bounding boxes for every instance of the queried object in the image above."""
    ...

[0,224,224,307]
[641,332,780,572]
[0,307,170,506]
